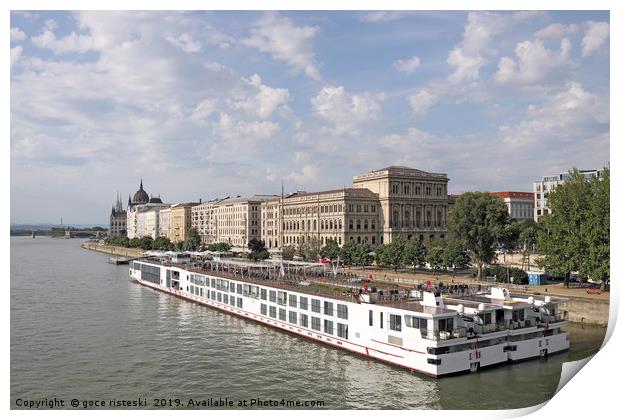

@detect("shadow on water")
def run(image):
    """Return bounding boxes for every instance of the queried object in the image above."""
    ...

[10,237,607,410]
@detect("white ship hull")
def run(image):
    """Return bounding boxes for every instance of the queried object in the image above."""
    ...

[130,261,570,377]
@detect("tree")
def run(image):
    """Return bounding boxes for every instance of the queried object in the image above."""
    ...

[281,245,296,260]
[404,237,427,268]
[376,236,408,271]
[443,240,470,269]
[427,245,444,272]
[248,238,270,261]
[447,192,511,280]
[207,242,232,252]
[152,236,173,251]
[320,239,341,260]
[351,243,374,266]
[128,237,142,248]
[298,237,320,262]
[340,241,356,266]
[183,227,201,251]
[538,168,610,285]
[138,236,153,250]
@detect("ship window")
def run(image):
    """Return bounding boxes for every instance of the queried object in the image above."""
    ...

[369,310,374,326]
[300,297,308,310]
[277,291,287,306]
[237,283,243,295]
[311,317,321,331]
[337,323,348,339]
[260,288,267,300]
[217,292,222,302]
[261,303,267,315]
[289,294,297,308]
[438,318,454,332]
[279,308,287,321]
[337,304,348,319]
[269,306,277,318]
[223,294,229,304]
[311,299,321,313]
[229,282,235,293]
[269,290,277,303]
[288,311,297,324]
[324,320,334,335]
[324,301,334,316]
[190,285,194,294]
[237,297,243,308]
[389,314,402,332]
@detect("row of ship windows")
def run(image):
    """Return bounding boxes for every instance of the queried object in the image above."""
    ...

[260,303,349,339]
[185,284,350,339]
[187,273,349,319]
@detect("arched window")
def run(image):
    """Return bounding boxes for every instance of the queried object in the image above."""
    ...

[393,210,399,228]
[364,219,368,230]
[356,219,361,230]
[329,220,333,230]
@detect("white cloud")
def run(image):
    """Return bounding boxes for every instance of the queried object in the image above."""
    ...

[213,113,280,140]
[241,13,321,80]
[311,86,380,135]
[44,19,57,30]
[287,164,319,184]
[190,99,218,123]
[230,74,291,119]
[31,29,94,54]
[535,23,581,38]
[447,47,485,83]
[359,11,416,23]
[393,56,420,73]
[165,33,202,53]
[581,21,610,57]
[11,27,27,42]
[495,38,571,86]
[10,46,23,68]
[407,89,437,115]
[500,82,608,146]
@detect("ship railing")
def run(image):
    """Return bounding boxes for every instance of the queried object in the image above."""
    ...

[422,327,468,341]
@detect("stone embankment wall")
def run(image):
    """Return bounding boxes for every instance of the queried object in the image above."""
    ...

[558,297,610,326]
[81,242,144,258]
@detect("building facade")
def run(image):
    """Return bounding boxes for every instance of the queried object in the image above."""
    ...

[158,207,171,239]
[261,188,381,250]
[108,192,127,236]
[214,195,278,248]
[352,166,450,243]
[191,199,222,244]
[533,168,604,222]
[490,192,534,220]
[170,203,199,243]
[136,205,170,238]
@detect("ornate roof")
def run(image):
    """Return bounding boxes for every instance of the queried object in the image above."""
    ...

[132,179,149,204]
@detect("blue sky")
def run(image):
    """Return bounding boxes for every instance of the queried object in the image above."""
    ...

[10,11,610,224]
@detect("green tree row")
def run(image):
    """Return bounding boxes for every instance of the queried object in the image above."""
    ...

[537,168,610,285]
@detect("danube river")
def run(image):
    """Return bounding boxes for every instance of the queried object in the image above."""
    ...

[10,237,606,410]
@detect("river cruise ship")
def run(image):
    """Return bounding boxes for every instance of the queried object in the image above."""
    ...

[129,255,570,377]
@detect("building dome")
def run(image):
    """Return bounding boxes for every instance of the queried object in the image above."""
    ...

[149,196,163,204]
[132,180,149,204]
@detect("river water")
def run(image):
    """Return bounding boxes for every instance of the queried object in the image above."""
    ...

[10,237,606,410]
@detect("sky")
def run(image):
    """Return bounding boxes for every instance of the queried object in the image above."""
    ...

[9,10,610,225]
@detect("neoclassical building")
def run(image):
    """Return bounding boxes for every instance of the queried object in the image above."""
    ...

[214,195,278,248]
[261,188,381,249]
[352,166,450,243]
[261,165,450,250]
